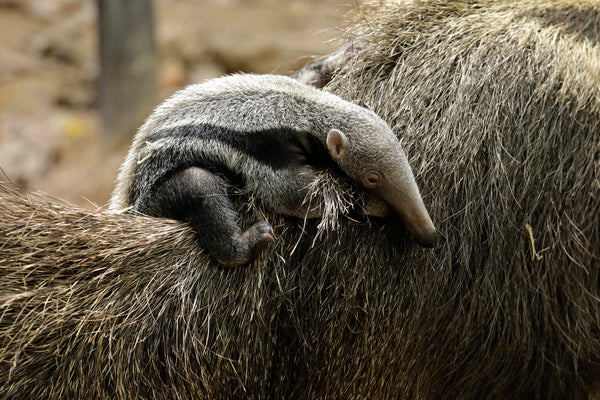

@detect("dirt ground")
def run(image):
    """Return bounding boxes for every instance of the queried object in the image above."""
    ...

[0,0,356,207]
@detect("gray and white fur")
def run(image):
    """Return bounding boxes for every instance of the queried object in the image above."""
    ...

[110,74,436,265]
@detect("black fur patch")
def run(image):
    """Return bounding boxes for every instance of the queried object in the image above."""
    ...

[147,124,331,170]
[131,124,335,208]
[131,141,244,209]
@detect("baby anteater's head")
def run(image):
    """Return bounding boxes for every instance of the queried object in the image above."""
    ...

[324,110,437,247]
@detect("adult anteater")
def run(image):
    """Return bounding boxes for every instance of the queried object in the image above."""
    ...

[1,0,599,399]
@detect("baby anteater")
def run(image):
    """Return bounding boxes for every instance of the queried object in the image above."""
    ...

[110,73,436,265]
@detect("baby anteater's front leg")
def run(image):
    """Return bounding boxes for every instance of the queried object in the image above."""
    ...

[140,167,274,266]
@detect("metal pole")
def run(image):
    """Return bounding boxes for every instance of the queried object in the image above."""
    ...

[97,0,157,144]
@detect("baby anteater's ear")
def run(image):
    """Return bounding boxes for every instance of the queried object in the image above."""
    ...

[327,129,349,162]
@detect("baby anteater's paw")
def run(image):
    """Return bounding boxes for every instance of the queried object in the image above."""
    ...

[220,221,274,266]
[239,221,274,261]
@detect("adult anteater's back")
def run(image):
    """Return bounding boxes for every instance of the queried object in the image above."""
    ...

[0,1,599,399]
[0,184,279,399]
[316,0,600,398]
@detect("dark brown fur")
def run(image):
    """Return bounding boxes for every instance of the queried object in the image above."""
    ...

[1,0,599,398]
[0,180,408,399]
[321,0,600,397]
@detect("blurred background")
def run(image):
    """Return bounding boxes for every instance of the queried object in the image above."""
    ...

[0,0,356,207]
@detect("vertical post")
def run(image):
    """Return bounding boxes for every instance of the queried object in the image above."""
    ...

[97,0,157,144]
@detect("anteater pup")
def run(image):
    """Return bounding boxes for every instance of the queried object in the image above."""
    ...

[110,73,437,265]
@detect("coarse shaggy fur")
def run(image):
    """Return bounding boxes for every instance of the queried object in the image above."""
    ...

[322,0,600,398]
[1,0,599,399]
[0,180,405,400]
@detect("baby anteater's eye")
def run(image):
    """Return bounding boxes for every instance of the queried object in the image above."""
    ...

[363,172,382,188]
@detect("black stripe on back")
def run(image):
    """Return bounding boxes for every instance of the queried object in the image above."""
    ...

[132,145,245,212]
[147,124,332,170]
[130,124,338,209]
